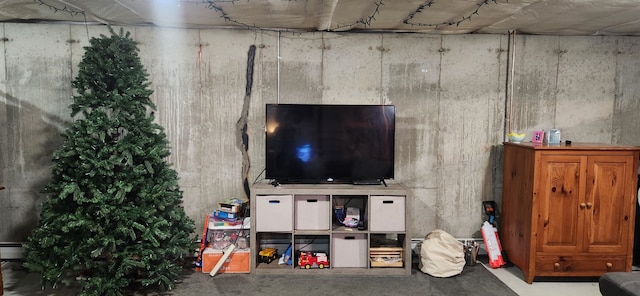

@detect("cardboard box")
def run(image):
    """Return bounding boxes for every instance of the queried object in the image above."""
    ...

[201,248,250,273]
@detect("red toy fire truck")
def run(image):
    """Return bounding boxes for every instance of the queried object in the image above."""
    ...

[298,251,329,269]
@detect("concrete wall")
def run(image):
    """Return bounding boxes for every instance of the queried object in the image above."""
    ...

[1,23,640,242]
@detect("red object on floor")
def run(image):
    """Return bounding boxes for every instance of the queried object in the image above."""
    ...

[481,221,505,268]
[195,214,210,271]
[1,185,4,295]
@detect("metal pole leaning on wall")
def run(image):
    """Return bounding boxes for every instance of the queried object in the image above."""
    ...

[505,30,517,136]
[277,31,281,104]
[0,185,4,296]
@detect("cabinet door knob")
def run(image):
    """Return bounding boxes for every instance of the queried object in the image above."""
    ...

[580,203,586,209]
[606,262,613,270]
[554,262,560,269]
[586,202,593,209]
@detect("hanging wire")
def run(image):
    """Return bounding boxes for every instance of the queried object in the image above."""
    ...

[404,0,501,29]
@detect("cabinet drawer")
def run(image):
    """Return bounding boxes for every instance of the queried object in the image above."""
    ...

[332,233,368,268]
[256,195,293,232]
[370,196,405,232]
[535,255,627,275]
[295,195,330,230]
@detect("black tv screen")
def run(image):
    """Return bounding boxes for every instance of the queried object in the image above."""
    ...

[265,104,395,184]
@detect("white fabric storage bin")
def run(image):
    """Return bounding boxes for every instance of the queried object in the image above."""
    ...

[255,195,293,232]
[370,195,405,232]
[332,233,367,267]
[294,195,330,230]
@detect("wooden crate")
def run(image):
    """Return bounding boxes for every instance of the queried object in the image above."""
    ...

[369,247,403,267]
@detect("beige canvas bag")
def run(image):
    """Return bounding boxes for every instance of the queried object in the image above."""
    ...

[419,229,465,277]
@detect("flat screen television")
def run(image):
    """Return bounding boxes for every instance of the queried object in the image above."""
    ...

[265,104,395,185]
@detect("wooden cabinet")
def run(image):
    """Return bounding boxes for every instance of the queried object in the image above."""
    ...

[501,142,640,283]
[250,183,410,275]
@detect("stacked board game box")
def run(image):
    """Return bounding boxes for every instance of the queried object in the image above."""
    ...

[212,197,248,223]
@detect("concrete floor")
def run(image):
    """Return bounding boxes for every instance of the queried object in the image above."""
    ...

[489,265,640,296]
[2,260,626,296]
[2,259,512,296]
[487,264,600,296]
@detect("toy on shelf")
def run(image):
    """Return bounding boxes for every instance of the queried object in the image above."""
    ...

[258,248,278,263]
[298,251,329,269]
[278,243,293,265]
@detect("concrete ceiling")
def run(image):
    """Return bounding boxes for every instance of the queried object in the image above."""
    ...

[1,0,640,35]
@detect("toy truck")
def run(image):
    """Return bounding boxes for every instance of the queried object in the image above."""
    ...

[259,247,278,263]
[298,251,329,269]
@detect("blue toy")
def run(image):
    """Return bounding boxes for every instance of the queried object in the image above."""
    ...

[279,243,293,265]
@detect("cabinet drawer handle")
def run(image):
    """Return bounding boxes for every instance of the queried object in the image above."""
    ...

[344,236,355,240]
[586,202,593,209]
[554,262,560,268]
[306,199,318,203]
[383,200,394,204]
[606,262,613,270]
[269,200,281,204]
[580,203,586,209]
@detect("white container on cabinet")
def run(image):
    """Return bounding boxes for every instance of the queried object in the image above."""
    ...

[255,195,293,232]
[294,195,330,230]
[370,195,405,232]
[332,233,367,267]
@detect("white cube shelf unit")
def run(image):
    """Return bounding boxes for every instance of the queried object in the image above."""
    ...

[250,183,410,275]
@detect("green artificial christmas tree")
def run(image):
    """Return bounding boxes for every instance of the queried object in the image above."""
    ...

[24,27,195,296]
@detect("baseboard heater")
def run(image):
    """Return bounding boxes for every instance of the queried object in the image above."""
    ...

[411,238,486,256]
[0,242,25,260]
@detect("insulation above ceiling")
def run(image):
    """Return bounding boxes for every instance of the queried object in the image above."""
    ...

[1,0,640,35]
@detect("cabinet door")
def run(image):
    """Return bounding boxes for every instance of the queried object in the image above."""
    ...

[537,155,587,254]
[583,155,635,253]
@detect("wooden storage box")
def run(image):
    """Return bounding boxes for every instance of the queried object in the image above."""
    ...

[369,247,403,268]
